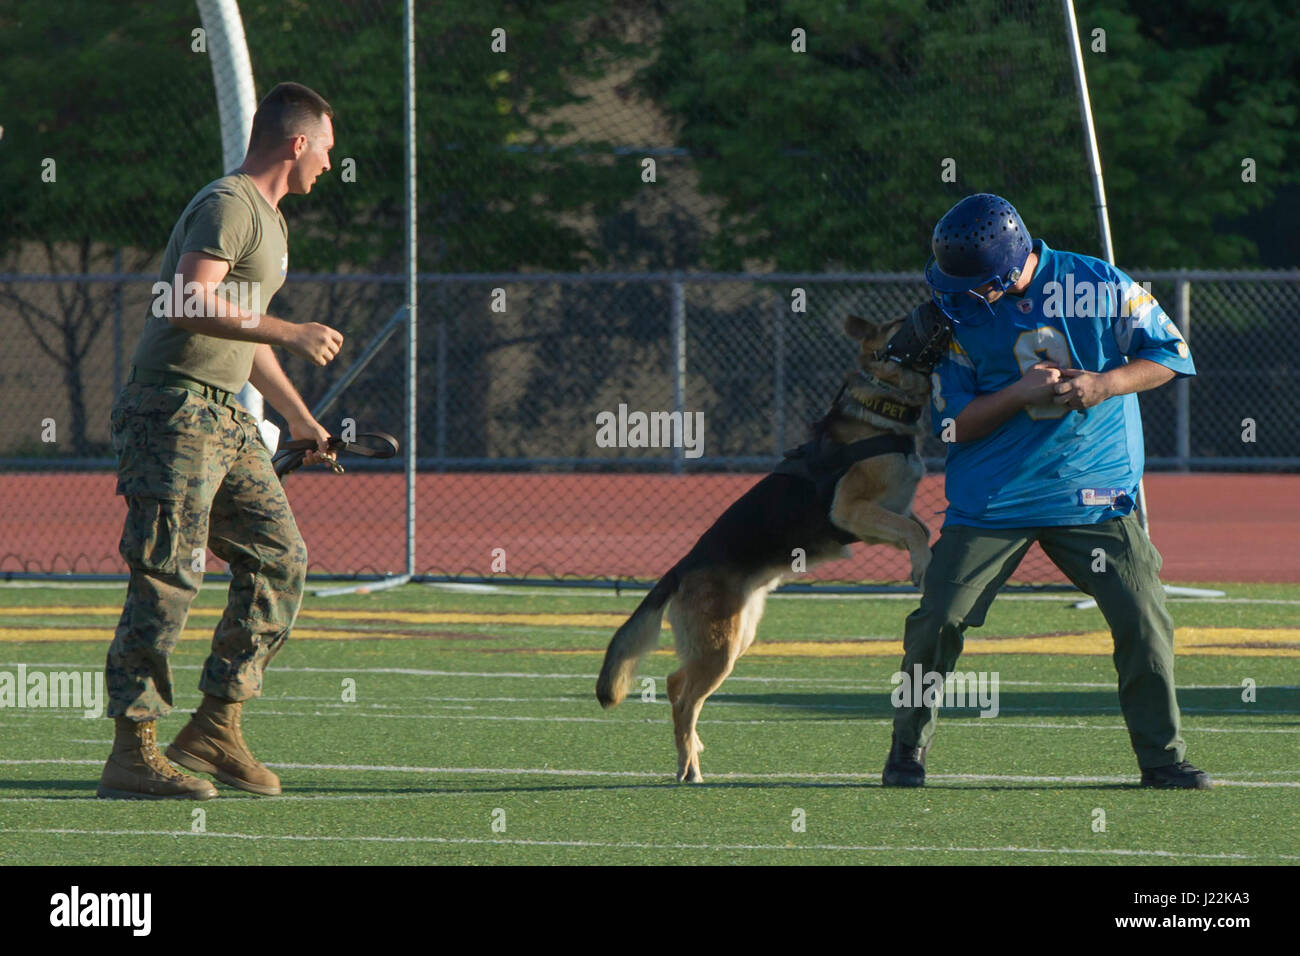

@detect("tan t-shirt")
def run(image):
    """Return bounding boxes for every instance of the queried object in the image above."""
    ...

[132,172,288,393]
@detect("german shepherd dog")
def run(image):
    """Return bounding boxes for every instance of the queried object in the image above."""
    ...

[596,310,938,782]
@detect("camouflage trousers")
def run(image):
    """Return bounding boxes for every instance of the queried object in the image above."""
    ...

[106,380,308,721]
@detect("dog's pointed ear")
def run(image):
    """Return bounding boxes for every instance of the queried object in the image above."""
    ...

[844,314,873,341]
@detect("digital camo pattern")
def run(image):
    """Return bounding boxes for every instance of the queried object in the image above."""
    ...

[106,383,307,720]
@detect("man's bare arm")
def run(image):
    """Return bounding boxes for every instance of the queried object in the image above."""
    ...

[1052,359,1175,410]
[951,362,1063,443]
[952,358,1177,442]
[248,343,334,462]
[249,344,311,424]
[164,252,342,366]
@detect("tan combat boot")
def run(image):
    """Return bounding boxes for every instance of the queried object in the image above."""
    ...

[165,694,281,796]
[97,718,219,800]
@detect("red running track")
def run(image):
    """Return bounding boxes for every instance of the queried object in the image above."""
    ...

[2,473,1297,583]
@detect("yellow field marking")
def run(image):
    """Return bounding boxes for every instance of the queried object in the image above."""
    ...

[0,616,1296,657]
[0,606,628,628]
[476,628,1300,659]
[0,627,486,643]
[742,628,1300,658]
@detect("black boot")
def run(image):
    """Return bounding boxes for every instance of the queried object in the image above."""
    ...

[882,732,930,787]
[1140,761,1213,790]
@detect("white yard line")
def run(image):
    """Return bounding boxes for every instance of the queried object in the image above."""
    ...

[8,707,1294,727]
[16,705,1298,733]
[5,662,1294,694]
[3,758,1297,787]
[52,714,1300,735]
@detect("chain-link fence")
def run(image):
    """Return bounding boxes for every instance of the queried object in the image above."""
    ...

[2,270,1296,580]
[2,1,1295,583]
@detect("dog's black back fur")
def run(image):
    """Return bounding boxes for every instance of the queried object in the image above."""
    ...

[670,472,852,580]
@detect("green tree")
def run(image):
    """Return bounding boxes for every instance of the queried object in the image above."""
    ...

[1086,0,1299,266]
[0,2,219,454]
[636,0,1297,271]
[0,0,646,456]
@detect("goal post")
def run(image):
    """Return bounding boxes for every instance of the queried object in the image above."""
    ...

[195,0,277,452]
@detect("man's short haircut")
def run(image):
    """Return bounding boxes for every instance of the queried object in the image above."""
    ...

[248,82,333,153]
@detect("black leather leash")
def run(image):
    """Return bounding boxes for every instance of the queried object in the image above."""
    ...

[272,430,400,479]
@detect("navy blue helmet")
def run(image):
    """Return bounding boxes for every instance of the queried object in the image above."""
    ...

[925,194,1032,319]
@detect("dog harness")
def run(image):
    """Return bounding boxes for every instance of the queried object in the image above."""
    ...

[774,432,916,498]
[839,370,924,426]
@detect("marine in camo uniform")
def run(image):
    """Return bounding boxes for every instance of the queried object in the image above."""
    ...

[99,83,343,800]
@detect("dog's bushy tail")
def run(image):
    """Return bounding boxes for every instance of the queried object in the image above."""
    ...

[595,570,679,709]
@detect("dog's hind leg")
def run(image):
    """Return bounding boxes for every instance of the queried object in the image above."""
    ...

[666,577,741,783]
[667,647,734,783]
[666,580,774,783]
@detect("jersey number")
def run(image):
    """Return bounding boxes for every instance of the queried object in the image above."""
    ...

[1013,326,1072,420]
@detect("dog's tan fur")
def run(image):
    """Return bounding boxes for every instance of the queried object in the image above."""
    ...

[596,314,934,782]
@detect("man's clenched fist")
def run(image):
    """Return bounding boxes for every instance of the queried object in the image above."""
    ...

[289,322,344,366]
[1053,367,1113,411]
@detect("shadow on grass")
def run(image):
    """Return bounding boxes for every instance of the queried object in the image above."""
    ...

[0,778,98,796]
[0,776,1151,798]
[710,685,1300,718]
[272,780,1141,797]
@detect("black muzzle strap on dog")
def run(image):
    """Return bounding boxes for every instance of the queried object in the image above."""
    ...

[873,301,953,374]
[273,430,400,479]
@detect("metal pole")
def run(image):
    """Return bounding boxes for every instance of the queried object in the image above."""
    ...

[1063,0,1146,528]
[1174,277,1191,471]
[1062,0,1114,264]
[1061,2,1222,604]
[112,248,123,397]
[306,12,420,599]
[196,0,270,445]
[773,295,785,455]
[436,285,447,469]
[308,305,407,420]
[195,0,257,175]
[670,275,686,475]
[404,0,418,577]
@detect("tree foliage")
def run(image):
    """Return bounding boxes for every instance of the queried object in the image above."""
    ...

[637,0,1298,270]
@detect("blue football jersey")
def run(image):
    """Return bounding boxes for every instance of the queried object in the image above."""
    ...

[930,239,1196,528]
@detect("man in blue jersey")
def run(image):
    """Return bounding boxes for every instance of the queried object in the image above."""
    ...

[883,193,1211,789]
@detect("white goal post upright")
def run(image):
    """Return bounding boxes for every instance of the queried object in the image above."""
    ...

[195,0,278,453]
[1061,0,1222,604]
